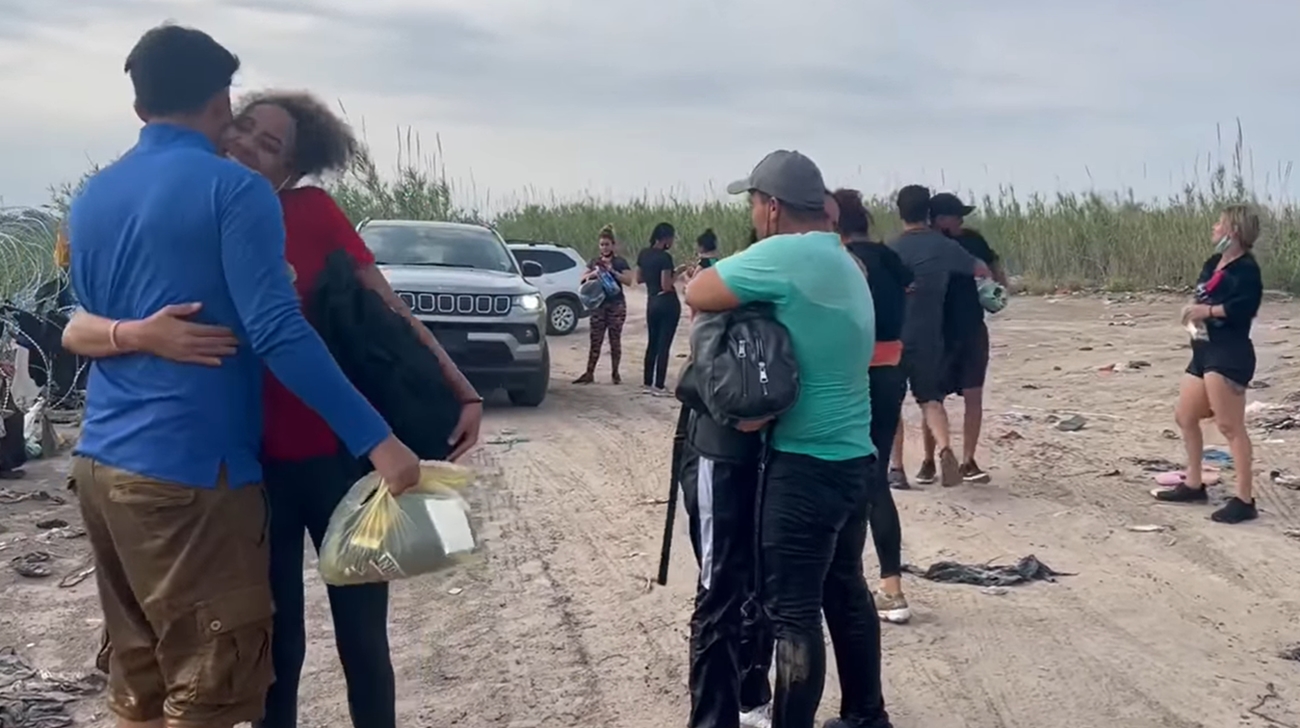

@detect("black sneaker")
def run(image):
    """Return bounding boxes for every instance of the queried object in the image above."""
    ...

[1152,484,1208,503]
[915,460,937,484]
[822,716,893,728]
[1211,497,1258,524]
[960,460,991,483]
[888,468,911,490]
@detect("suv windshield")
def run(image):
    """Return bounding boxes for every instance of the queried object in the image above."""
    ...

[360,224,519,274]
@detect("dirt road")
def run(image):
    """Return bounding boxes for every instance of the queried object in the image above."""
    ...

[3,291,1300,728]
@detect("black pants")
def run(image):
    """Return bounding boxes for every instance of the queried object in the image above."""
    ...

[644,294,682,388]
[762,451,889,728]
[681,449,774,728]
[868,365,906,579]
[259,454,396,728]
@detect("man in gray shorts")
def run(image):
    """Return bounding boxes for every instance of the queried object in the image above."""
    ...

[887,185,989,488]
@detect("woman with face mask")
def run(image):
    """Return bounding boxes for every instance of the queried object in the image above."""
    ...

[574,224,634,384]
[1152,204,1264,524]
[61,91,487,728]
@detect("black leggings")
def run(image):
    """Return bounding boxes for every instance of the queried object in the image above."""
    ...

[868,365,906,579]
[259,454,395,728]
[644,294,681,388]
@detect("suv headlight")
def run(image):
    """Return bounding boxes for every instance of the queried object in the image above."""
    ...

[514,293,543,312]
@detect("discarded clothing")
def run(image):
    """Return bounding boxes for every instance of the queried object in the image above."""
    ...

[0,646,106,728]
[10,552,51,578]
[903,555,1072,587]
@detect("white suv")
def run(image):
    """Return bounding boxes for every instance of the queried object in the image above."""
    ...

[507,241,589,336]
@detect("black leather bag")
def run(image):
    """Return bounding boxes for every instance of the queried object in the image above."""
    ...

[676,303,799,429]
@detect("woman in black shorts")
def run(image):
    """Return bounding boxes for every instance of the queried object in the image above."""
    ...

[1154,204,1263,523]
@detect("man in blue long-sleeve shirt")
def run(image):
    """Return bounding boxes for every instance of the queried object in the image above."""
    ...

[66,24,420,728]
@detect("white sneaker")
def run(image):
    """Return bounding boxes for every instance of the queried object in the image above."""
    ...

[740,703,773,728]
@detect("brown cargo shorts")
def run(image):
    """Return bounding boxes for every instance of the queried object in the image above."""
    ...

[72,457,274,727]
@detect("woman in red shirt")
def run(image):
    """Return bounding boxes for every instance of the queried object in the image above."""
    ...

[64,92,483,728]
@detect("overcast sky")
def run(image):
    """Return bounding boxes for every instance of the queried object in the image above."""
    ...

[1,0,1298,211]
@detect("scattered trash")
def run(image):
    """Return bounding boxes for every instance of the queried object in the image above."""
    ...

[485,434,530,451]
[979,586,1009,596]
[34,527,84,544]
[1271,470,1300,491]
[902,555,1072,588]
[1127,524,1171,533]
[999,412,1033,426]
[1246,682,1288,728]
[1079,346,1093,351]
[33,519,66,530]
[1202,448,1233,468]
[1283,529,1300,542]
[1056,415,1087,432]
[1278,645,1300,662]
[1251,379,1272,389]
[10,551,52,578]
[1099,360,1151,373]
[1130,457,1181,472]
[997,430,1023,442]
[1102,469,1121,477]
[0,646,106,728]
[1020,383,1040,390]
[447,587,464,596]
[0,489,65,506]
[57,558,94,589]
[1161,429,1178,440]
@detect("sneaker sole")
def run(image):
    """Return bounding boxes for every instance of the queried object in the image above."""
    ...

[915,474,937,485]
[878,608,912,624]
[963,472,991,483]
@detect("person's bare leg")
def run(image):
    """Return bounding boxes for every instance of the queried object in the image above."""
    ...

[961,387,984,464]
[890,419,905,470]
[921,419,937,463]
[1174,374,1211,489]
[1205,373,1252,502]
[921,402,951,452]
[921,401,960,486]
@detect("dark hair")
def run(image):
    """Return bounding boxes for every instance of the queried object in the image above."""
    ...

[238,91,359,178]
[696,228,718,252]
[649,222,676,246]
[896,184,931,224]
[125,24,240,117]
[831,188,873,237]
[598,223,617,241]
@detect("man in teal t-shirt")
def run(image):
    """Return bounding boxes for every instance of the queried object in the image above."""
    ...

[685,150,891,728]
[711,231,874,460]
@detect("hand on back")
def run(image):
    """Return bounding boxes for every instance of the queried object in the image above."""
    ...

[123,303,239,366]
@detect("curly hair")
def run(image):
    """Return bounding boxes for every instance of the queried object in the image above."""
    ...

[237,90,358,178]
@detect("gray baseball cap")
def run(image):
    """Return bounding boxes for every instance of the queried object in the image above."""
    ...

[726,150,828,211]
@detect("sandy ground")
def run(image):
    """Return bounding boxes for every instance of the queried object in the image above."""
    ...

[3,290,1300,728]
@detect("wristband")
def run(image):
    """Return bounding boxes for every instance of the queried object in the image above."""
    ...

[108,320,123,352]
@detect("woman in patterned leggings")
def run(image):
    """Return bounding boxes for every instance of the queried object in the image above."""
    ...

[575,225,635,384]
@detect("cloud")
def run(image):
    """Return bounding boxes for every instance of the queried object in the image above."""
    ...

[1,0,1297,210]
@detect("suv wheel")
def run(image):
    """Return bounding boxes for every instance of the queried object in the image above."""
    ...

[547,296,579,336]
[508,344,550,407]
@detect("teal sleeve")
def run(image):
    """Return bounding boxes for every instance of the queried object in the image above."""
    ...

[714,239,790,304]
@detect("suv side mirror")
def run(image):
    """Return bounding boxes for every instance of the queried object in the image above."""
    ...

[521,260,544,278]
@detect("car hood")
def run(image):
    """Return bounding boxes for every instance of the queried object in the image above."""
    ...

[379,265,538,295]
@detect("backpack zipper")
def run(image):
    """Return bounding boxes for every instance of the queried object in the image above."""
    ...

[755,336,770,398]
[736,337,748,401]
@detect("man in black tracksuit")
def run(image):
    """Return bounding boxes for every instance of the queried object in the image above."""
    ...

[679,409,774,728]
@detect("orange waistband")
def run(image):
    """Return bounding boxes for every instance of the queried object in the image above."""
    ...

[871,340,903,367]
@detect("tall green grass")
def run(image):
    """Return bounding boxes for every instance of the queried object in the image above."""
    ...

[10,126,1298,304]
[325,130,1299,294]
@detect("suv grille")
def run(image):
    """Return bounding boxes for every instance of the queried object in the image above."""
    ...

[396,292,513,316]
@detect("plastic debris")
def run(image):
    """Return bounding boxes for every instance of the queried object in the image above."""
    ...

[10,552,52,578]
[0,646,106,728]
[0,490,64,506]
[1271,470,1300,491]
[1056,414,1087,432]
[903,555,1072,587]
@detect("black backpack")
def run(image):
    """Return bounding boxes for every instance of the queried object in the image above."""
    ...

[676,303,799,429]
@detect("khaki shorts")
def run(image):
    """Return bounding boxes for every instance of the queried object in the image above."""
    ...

[72,457,274,727]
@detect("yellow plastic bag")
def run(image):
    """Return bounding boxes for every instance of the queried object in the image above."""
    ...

[318,461,480,586]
